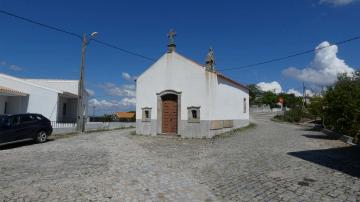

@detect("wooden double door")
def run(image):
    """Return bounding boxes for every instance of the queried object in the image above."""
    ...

[162,94,178,134]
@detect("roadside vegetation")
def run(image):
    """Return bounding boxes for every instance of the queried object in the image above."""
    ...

[249,71,360,143]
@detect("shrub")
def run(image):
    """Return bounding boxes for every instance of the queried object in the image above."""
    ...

[283,107,303,122]
[323,71,360,138]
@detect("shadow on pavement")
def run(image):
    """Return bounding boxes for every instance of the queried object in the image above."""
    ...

[288,145,360,178]
[302,125,323,132]
[0,139,54,150]
[302,134,339,140]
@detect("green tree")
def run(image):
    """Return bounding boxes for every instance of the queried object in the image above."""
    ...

[247,84,263,105]
[261,91,278,109]
[323,71,360,140]
[308,96,323,121]
[279,93,302,109]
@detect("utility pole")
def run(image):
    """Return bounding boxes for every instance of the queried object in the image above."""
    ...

[76,33,87,133]
[76,32,98,133]
[302,82,306,108]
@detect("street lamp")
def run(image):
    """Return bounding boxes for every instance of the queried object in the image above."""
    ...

[76,32,98,133]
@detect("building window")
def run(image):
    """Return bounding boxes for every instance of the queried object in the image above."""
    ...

[187,106,200,123]
[4,102,7,114]
[142,107,151,122]
[243,98,247,113]
[63,103,67,116]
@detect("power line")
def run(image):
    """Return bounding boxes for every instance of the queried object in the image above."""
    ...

[0,9,155,61]
[0,9,82,39]
[1,9,359,68]
[92,39,156,61]
[217,35,360,71]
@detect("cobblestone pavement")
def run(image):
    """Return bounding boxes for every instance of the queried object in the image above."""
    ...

[1,113,359,201]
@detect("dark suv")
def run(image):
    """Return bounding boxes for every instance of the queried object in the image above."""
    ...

[0,114,53,146]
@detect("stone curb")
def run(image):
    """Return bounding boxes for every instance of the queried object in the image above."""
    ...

[296,122,357,145]
[321,128,356,145]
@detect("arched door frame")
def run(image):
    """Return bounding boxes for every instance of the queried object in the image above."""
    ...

[156,90,182,134]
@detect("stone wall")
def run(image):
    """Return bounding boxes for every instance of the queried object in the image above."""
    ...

[52,122,135,135]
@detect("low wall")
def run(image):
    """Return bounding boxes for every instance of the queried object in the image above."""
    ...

[86,122,135,131]
[52,122,135,135]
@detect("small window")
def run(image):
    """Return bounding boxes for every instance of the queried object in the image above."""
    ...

[188,106,200,123]
[191,110,197,119]
[243,98,247,113]
[142,107,151,122]
[4,102,7,114]
[63,103,67,116]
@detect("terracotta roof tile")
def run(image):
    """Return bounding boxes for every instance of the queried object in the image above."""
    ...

[0,86,28,96]
[116,112,135,119]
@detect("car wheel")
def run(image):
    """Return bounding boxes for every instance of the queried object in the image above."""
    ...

[36,131,48,143]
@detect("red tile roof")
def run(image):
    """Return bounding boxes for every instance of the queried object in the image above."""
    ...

[0,86,28,96]
[116,112,135,119]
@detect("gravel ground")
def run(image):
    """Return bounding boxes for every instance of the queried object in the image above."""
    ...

[0,113,359,202]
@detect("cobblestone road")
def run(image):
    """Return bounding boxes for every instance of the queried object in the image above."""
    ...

[1,113,359,201]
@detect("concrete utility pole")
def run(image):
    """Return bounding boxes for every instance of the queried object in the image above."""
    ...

[76,32,98,133]
[302,82,306,107]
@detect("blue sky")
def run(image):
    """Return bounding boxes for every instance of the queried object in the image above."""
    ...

[0,0,359,114]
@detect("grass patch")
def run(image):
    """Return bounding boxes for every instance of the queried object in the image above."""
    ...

[271,116,287,123]
[49,132,79,140]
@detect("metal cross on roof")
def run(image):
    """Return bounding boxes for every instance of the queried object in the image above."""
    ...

[167,29,176,45]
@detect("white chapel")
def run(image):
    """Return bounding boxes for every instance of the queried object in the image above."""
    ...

[136,30,249,138]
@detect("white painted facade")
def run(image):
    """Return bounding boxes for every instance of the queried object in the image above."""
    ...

[0,73,88,122]
[136,51,249,138]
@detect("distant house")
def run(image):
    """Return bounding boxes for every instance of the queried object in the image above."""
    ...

[115,112,135,122]
[136,31,249,138]
[0,73,89,122]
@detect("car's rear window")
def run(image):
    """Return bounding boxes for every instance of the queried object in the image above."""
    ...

[35,115,43,120]
[21,115,36,123]
[0,116,8,125]
[0,116,6,124]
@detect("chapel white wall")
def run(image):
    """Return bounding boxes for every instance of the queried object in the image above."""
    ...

[136,52,249,121]
[137,53,213,120]
[211,78,249,120]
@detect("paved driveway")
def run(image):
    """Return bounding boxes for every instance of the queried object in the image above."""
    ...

[0,113,359,201]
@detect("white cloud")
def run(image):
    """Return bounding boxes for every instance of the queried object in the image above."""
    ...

[305,89,315,97]
[122,72,137,81]
[88,97,136,110]
[283,41,355,86]
[287,89,302,97]
[257,81,282,94]
[286,89,315,97]
[9,65,22,71]
[0,60,24,71]
[319,0,358,6]
[120,97,136,106]
[100,83,136,97]
[86,88,95,97]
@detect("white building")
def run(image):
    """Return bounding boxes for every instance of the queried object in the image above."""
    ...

[136,33,249,138]
[0,73,88,122]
